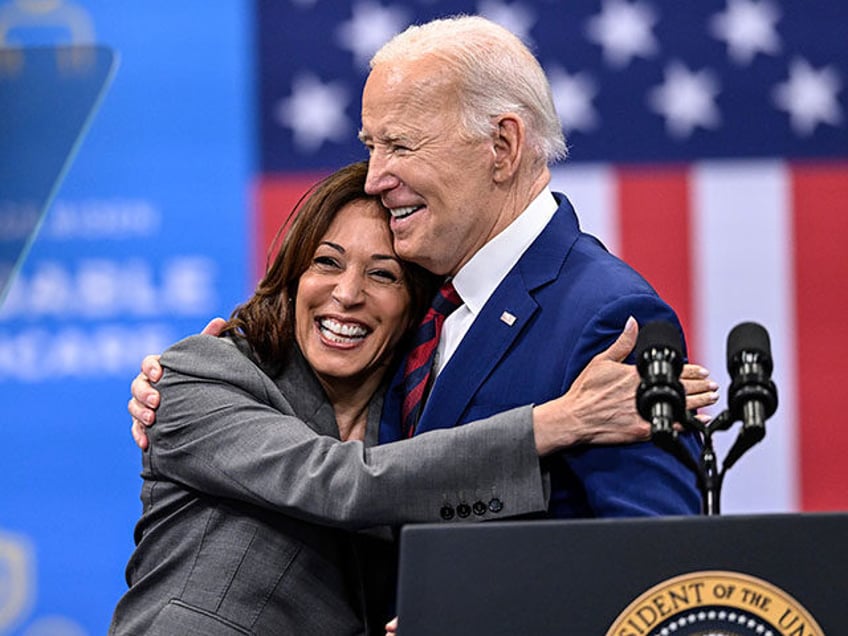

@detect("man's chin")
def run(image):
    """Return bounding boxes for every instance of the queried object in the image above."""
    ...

[393,238,430,269]
[393,240,418,261]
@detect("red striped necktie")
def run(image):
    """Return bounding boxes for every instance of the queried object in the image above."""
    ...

[401,281,463,437]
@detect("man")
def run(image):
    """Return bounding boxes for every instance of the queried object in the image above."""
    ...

[363,15,704,516]
[131,16,714,515]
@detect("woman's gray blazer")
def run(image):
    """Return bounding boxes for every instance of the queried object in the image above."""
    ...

[109,335,547,635]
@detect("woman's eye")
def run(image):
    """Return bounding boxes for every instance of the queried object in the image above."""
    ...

[370,269,399,283]
[313,256,340,268]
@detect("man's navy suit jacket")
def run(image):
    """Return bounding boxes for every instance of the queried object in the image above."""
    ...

[380,193,702,518]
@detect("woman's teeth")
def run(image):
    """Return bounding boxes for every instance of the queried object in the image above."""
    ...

[319,318,367,343]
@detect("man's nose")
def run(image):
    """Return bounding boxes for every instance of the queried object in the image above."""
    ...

[364,153,396,195]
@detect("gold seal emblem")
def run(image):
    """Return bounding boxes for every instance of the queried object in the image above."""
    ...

[607,570,824,636]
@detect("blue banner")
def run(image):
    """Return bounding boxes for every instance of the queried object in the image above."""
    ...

[0,2,254,634]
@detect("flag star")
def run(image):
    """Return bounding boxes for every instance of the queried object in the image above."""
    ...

[275,73,352,152]
[648,61,722,139]
[335,0,411,69]
[547,65,599,133]
[585,0,659,69]
[477,0,537,45]
[772,57,843,136]
[709,0,781,66]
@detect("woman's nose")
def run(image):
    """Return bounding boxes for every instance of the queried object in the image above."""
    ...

[331,269,365,306]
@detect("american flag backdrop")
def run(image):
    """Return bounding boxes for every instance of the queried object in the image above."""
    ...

[254,0,848,514]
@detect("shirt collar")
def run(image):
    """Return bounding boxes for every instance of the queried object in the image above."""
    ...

[452,187,558,315]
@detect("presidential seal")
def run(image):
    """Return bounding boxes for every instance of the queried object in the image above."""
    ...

[606,571,824,636]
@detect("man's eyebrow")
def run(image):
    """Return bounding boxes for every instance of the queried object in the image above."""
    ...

[357,130,410,145]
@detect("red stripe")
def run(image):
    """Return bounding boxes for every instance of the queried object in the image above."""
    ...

[792,162,848,512]
[402,380,427,422]
[254,172,329,281]
[615,167,698,358]
[405,337,436,373]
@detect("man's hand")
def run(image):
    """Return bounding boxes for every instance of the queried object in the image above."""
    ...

[531,317,719,455]
[128,318,227,450]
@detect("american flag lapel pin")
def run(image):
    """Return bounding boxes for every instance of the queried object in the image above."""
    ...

[500,311,517,326]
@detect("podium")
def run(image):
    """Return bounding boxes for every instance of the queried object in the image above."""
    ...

[396,513,846,634]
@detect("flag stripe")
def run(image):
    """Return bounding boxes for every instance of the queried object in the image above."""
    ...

[552,164,619,255]
[792,163,848,511]
[691,161,798,513]
[254,173,328,280]
[616,167,697,358]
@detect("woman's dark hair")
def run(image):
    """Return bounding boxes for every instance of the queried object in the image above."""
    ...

[221,161,439,367]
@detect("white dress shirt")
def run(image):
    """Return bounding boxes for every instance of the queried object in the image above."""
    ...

[433,187,558,377]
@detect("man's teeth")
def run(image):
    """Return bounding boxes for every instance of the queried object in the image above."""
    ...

[389,205,422,219]
[319,318,368,343]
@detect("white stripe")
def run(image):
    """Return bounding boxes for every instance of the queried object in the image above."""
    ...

[550,163,620,255]
[691,160,799,513]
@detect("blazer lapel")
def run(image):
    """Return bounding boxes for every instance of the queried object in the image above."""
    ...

[415,197,583,434]
[274,347,341,439]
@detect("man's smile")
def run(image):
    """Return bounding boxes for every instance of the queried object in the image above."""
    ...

[388,204,424,219]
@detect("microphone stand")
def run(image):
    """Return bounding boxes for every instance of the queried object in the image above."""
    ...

[664,409,763,516]
[694,412,722,516]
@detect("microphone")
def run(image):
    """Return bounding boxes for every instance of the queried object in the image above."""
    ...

[635,320,705,504]
[723,322,778,469]
[635,321,687,442]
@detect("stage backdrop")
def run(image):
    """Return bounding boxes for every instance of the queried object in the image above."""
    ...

[1,1,846,634]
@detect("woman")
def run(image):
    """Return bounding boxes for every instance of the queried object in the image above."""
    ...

[110,161,650,635]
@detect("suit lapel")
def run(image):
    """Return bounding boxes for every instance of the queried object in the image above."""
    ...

[275,347,341,439]
[416,196,583,433]
[418,274,539,432]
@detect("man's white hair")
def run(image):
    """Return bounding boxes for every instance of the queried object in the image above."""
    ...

[370,15,568,165]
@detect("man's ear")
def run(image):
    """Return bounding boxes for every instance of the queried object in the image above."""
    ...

[492,114,524,183]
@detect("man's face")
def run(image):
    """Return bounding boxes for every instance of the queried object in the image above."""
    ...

[360,58,501,276]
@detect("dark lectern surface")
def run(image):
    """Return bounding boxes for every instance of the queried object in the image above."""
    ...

[396,513,846,635]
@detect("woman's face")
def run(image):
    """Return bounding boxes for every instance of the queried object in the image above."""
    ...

[295,198,413,389]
